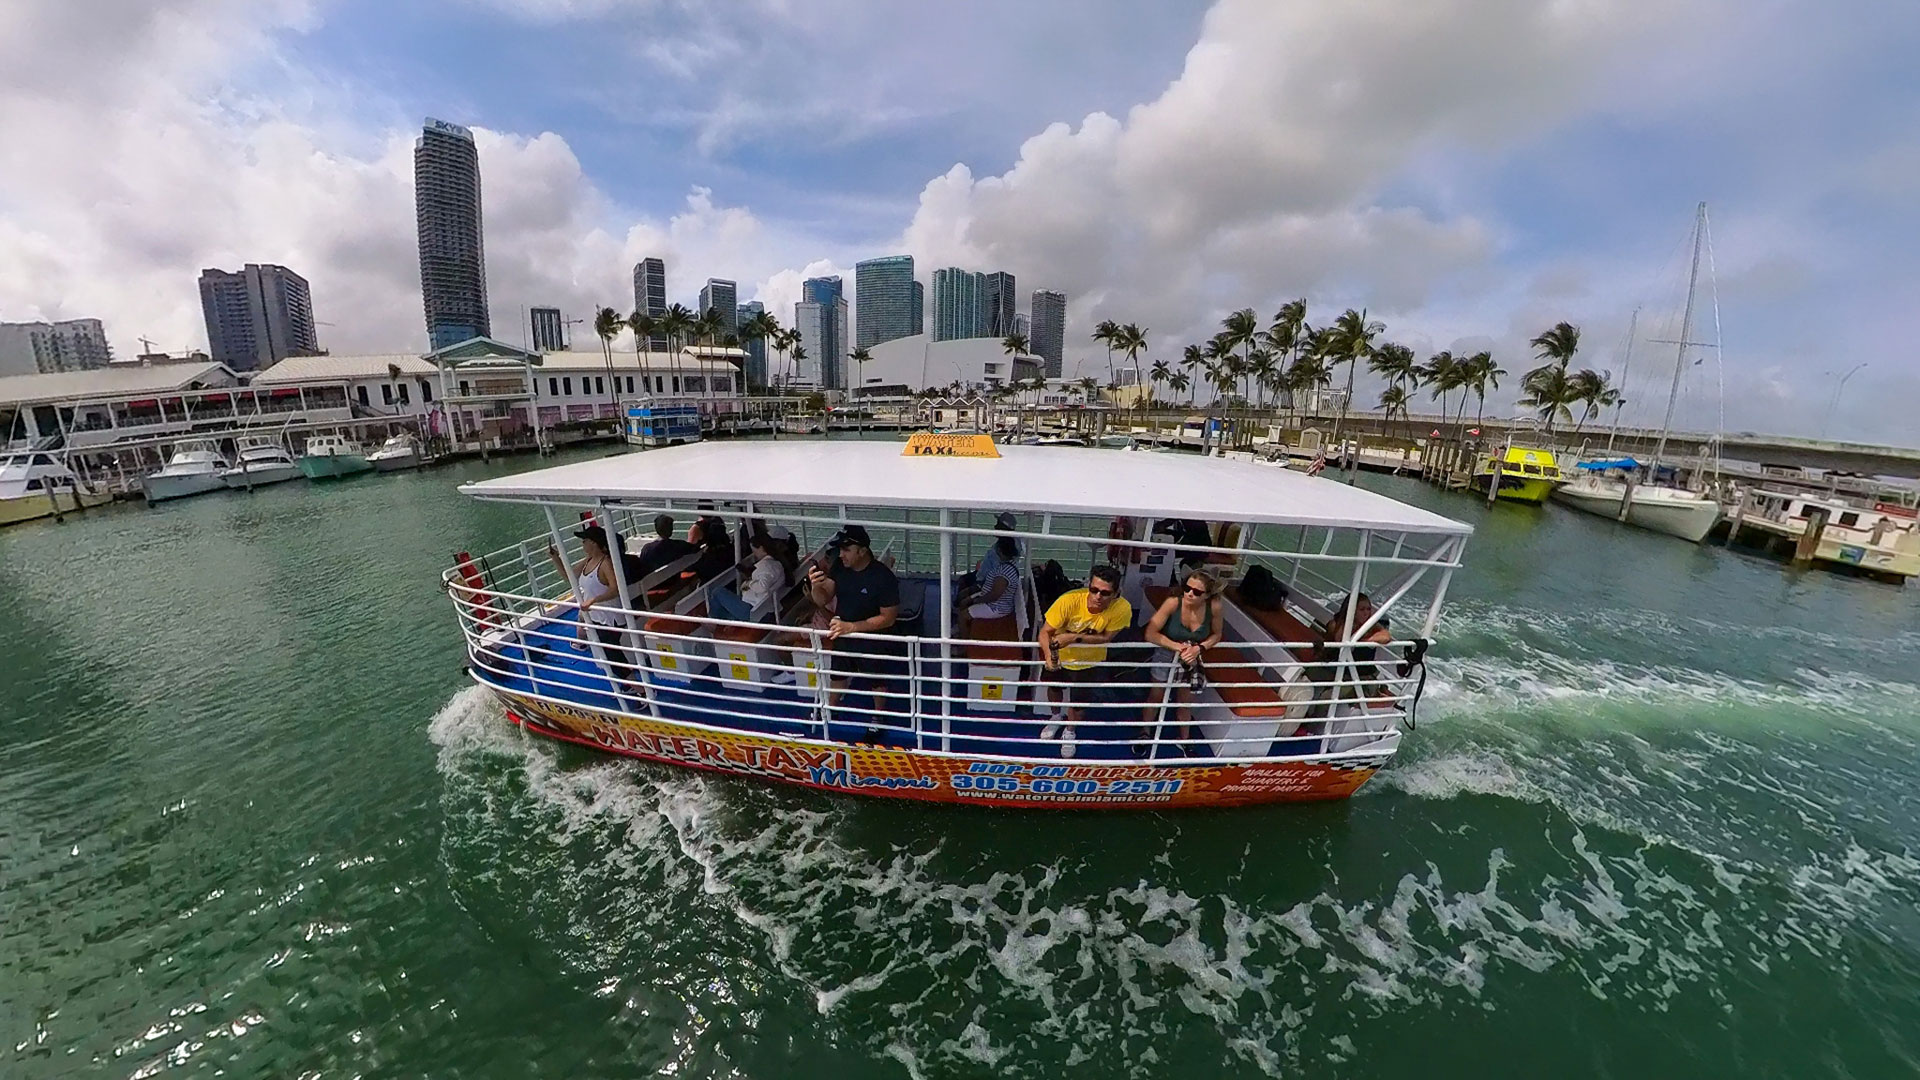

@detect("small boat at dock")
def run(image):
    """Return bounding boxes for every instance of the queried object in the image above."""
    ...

[1468,442,1563,504]
[1722,489,1919,584]
[441,436,1473,809]
[221,439,302,490]
[297,433,372,480]
[1553,460,1721,543]
[0,450,113,526]
[368,433,425,472]
[143,441,230,503]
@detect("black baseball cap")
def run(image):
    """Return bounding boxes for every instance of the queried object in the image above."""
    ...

[828,524,872,550]
[574,523,623,552]
[994,511,1017,530]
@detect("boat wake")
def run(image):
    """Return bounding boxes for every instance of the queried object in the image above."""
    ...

[424,669,1920,1077]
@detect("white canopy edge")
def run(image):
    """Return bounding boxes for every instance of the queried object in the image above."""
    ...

[460,440,1474,537]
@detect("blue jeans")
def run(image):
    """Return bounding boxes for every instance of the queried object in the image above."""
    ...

[708,585,754,623]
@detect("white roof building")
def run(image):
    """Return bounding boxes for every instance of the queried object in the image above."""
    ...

[862,335,1042,394]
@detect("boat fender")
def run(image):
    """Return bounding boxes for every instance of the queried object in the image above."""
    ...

[1400,637,1432,732]
[452,551,503,629]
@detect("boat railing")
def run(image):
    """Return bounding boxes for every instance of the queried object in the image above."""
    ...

[443,548,1418,766]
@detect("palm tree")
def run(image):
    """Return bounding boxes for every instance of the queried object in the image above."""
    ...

[1417,351,1458,435]
[1378,384,1411,441]
[1246,348,1278,412]
[1114,323,1148,405]
[737,309,780,391]
[789,342,809,390]
[1464,351,1505,429]
[1076,375,1100,405]
[659,303,695,394]
[1326,308,1383,474]
[1219,308,1258,404]
[1091,320,1119,384]
[1180,343,1205,404]
[1149,358,1172,406]
[1166,369,1191,405]
[1369,342,1417,393]
[1519,365,1575,433]
[848,344,873,396]
[1529,322,1581,370]
[1567,368,1619,438]
[593,306,622,413]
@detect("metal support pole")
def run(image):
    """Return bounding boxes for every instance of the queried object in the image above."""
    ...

[938,508,954,753]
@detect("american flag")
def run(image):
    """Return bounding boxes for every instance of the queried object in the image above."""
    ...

[1305,450,1327,476]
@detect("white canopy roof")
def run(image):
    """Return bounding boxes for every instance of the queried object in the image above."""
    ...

[462,441,1471,537]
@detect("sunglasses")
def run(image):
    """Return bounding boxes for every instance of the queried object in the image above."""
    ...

[1087,585,1117,598]
[1183,583,1208,596]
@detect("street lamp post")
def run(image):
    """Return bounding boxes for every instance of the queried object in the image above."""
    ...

[1818,363,1867,440]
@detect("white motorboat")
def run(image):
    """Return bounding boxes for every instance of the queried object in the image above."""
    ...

[220,439,302,490]
[367,434,424,472]
[0,450,113,526]
[143,441,230,503]
[297,433,372,480]
[1552,465,1720,543]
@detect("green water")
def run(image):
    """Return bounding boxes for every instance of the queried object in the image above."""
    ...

[3,451,1917,1079]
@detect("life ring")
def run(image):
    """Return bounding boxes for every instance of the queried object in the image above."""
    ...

[452,551,502,628]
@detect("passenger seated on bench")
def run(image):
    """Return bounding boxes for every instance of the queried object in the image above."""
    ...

[807,524,905,740]
[1037,563,1132,759]
[1144,567,1226,752]
[956,535,1020,637]
[687,515,735,582]
[708,531,793,624]
[633,514,696,579]
[1317,592,1394,705]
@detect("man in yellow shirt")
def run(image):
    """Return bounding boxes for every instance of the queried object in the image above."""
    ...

[1036,564,1132,758]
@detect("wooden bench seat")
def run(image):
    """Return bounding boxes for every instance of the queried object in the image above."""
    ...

[962,615,1024,663]
[1201,644,1289,718]
[644,603,707,638]
[1222,584,1316,643]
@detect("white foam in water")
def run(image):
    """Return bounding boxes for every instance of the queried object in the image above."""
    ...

[421,670,1920,1077]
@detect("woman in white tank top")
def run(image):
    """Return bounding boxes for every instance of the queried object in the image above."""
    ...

[545,523,635,684]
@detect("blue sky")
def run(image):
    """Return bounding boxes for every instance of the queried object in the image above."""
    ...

[1,0,1916,443]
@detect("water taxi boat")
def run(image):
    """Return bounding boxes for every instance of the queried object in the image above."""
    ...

[0,450,112,526]
[442,437,1472,809]
[624,399,703,448]
[1469,443,1563,504]
[368,433,425,472]
[297,433,372,480]
[1553,459,1721,543]
[220,438,302,490]
[143,441,230,502]
[1723,488,1919,584]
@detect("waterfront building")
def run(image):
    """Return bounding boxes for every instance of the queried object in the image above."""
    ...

[736,301,768,388]
[862,334,1043,393]
[1030,289,1066,378]
[796,276,847,389]
[0,318,114,377]
[529,307,566,352]
[985,271,1017,338]
[632,258,668,349]
[698,279,738,335]
[854,255,918,348]
[931,268,989,342]
[198,264,320,372]
[414,118,491,350]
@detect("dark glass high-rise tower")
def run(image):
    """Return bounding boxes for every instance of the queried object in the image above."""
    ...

[985,271,1017,337]
[855,255,917,348]
[198,263,320,371]
[414,118,491,350]
[632,257,668,350]
[1030,289,1066,378]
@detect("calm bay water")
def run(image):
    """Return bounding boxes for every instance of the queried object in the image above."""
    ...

[3,448,1917,1078]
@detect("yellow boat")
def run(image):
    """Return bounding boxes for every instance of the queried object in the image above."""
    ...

[0,450,114,526]
[1469,443,1563,504]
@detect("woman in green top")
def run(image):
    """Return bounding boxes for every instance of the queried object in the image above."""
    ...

[1145,569,1226,754]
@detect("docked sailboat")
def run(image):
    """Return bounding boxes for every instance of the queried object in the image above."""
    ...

[0,450,113,526]
[297,433,372,480]
[368,433,425,472]
[220,439,302,490]
[1555,203,1723,543]
[143,441,230,503]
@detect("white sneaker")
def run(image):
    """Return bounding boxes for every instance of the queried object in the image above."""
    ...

[1060,726,1078,758]
[1039,724,1060,741]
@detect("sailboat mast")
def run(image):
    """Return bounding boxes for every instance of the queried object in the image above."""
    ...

[1652,201,1705,468]
[1606,307,1638,455]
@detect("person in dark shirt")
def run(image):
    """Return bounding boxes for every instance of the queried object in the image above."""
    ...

[805,524,903,740]
[633,515,696,579]
[688,515,735,582]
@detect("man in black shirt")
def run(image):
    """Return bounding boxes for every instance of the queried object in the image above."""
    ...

[633,514,696,579]
[806,524,903,739]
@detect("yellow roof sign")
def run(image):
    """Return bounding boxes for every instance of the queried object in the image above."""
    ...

[902,432,1001,459]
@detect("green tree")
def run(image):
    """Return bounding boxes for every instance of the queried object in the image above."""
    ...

[1521,322,1581,435]
[1091,320,1119,384]
[659,303,695,394]
[848,344,873,395]
[1417,351,1459,434]
[593,306,623,411]
[1325,308,1384,472]
[1464,351,1505,429]
[1378,384,1411,441]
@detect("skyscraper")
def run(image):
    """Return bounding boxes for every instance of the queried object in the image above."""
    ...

[698,279,738,336]
[854,255,918,348]
[797,275,847,388]
[911,281,925,336]
[0,318,112,377]
[414,118,490,350]
[985,271,1018,337]
[198,264,320,372]
[529,307,566,352]
[736,300,768,388]
[931,268,989,341]
[1030,289,1066,378]
[632,257,667,350]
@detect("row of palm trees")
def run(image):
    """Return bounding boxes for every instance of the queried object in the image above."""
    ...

[590,302,848,398]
